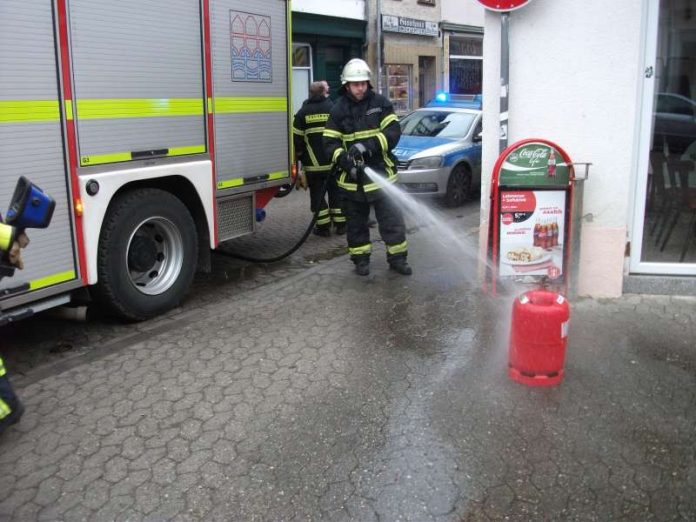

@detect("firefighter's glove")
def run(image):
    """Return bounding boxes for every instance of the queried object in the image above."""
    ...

[348,143,369,164]
[8,232,29,270]
[338,151,354,173]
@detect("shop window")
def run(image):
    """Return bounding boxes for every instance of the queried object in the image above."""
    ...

[449,59,482,95]
[292,43,313,116]
[449,35,482,95]
[385,64,412,115]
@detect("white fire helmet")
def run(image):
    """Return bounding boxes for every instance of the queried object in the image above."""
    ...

[340,58,372,85]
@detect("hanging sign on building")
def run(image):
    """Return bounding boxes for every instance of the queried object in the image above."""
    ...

[476,0,533,12]
[382,15,438,37]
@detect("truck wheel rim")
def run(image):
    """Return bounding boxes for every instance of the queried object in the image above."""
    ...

[126,217,184,296]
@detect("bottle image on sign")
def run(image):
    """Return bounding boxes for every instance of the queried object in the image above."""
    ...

[547,149,556,178]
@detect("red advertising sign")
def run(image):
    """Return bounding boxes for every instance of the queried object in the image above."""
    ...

[486,138,576,296]
[476,0,532,12]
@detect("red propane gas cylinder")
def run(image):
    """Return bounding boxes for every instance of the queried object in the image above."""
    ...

[508,290,570,387]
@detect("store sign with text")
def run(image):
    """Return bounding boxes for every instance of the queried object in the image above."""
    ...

[382,15,438,37]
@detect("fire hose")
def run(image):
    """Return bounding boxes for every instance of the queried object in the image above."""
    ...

[216,167,336,263]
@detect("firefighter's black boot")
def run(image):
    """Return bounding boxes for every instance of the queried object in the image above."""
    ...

[355,258,370,276]
[334,223,346,235]
[313,226,331,237]
[389,259,412,275]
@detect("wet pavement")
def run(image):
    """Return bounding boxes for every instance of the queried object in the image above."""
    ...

[0,190,695,521]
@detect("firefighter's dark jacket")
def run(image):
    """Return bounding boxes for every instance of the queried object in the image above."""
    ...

[293,95,334,173]
[323,88,401,201]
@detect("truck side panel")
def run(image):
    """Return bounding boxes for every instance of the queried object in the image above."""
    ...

[211,0,290,190]
[0,0,79,295]
[68,0,207,167]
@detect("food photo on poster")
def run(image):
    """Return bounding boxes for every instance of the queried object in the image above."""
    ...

[499,190,565,278]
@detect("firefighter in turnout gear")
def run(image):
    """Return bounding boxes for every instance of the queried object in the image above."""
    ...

[0,226,29,435]
[0,355,23,435]
[323,59,411,276]
[293,81,345,236]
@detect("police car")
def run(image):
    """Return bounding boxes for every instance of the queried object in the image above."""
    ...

[394,94,482,207]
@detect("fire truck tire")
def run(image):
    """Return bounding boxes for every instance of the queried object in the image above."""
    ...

[94,188,198,321]
[445,164,473,208]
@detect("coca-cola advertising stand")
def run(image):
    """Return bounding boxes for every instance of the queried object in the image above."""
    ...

[486,139,590,296]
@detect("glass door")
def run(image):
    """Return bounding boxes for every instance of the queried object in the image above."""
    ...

[631,0,696,275]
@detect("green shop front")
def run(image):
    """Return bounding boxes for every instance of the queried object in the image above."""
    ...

[291,12,366,115]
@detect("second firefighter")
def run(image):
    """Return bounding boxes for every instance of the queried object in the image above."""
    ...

[292,81,345,236]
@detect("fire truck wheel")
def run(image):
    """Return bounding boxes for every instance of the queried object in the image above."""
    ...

[445,164,472,208]
[94,188,198,321]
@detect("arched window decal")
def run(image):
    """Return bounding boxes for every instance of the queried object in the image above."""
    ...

[230,10,272,82]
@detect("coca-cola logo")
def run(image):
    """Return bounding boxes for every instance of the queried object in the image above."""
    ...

[508,147,549,167]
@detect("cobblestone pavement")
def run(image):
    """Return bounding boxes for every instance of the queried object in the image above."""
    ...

[5,190,476,384]
[1,191,695,520]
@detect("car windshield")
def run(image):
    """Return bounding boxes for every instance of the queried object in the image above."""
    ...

[400,110,476,138]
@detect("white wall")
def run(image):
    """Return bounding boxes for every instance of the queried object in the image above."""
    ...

[480,0,645,297]
[442,0,484,26]
[291,0,365,21]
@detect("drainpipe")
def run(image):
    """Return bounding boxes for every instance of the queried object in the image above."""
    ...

[376,0,383,95]
[440,28,446,92]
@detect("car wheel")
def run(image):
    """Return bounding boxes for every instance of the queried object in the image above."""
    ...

[445,164,472,208]
[94,188,198,321]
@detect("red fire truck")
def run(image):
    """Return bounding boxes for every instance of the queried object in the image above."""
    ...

[1,0,293,321]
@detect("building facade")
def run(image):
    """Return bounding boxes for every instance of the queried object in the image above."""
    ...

[441,0,485,95]
[365,0,443,114]
[479,0,696,296]
[292,1,486,115]
[290,0,366,114]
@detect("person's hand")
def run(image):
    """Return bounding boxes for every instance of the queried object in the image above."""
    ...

[338,151,354,173]
[348,143,369,163]
[8,232,29,270]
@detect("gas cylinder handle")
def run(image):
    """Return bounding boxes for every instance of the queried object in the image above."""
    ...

[569,162,592,182]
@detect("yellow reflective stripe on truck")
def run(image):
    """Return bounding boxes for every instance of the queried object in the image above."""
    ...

[64,100,74,121]
[214,97,287,114]
[0,101,60,123]
[1,96,288,124]
[29,270,76,291]
[76,98,204,119]
[80,145,206,166]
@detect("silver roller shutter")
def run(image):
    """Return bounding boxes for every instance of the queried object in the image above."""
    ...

[68,0,206,166]
[0,0,78,294]
[210,0,290,189]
